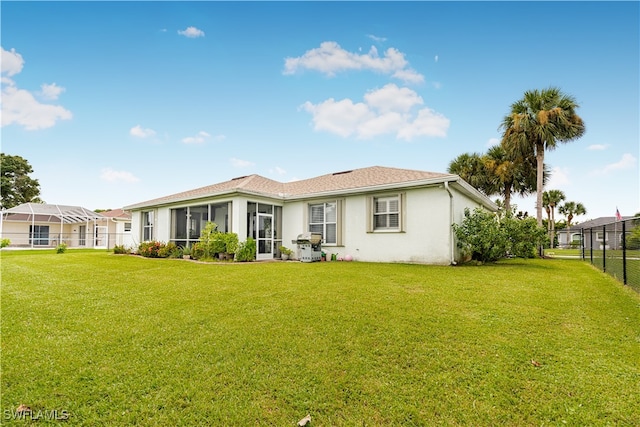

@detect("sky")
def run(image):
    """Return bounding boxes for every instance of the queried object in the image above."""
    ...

[2,1,638,222]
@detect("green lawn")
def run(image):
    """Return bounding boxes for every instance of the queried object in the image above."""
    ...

[2,251,639,426]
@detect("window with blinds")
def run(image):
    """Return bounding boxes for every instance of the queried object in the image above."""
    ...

[373,196,400,230]
[309,201,337,244]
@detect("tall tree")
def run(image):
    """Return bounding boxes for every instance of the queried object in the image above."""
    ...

[482,145,543,212]
[447,152,494,194]
[500,87,585,227]
[542,189,565,248]
[558,201,587,229]
[0,153,43,209]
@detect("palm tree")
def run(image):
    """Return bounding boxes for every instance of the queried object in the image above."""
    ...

[447,152,493,194]
[542,190,565,248]
[500,87,585,227]
[482,144,543,212]
[558,201,587,229]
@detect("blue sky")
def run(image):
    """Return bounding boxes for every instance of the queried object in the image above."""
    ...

[2,1,638,221]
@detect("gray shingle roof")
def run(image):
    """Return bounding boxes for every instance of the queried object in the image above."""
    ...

[123,166,464,210]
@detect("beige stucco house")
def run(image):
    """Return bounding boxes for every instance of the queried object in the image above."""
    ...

[123,166,497,264]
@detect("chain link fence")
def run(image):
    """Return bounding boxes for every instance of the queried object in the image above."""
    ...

[581,217,640,292]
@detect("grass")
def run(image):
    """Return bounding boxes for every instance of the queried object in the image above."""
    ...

[2,251,639,426]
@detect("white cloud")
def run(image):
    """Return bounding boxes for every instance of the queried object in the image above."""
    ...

[546,166,571,188]
[182,131,211,144]
[367,34,387,43]
[100,168,140,183]
[1,46,72,130]
[40,83,65,100]
[587,144,609,151]
[1,47,24,77]
[130,125,156,138]
[283,41,424,84]
[594,153,637,175]
[178,26,205,38]
[1,85,72,130]
[301,83,449,140]
[364,84,423,113]
[230,158,255,168]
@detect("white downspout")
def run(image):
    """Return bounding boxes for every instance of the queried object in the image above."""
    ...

[444,181,456,265]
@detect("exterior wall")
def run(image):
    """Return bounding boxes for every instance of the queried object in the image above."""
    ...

[284,185,474,265]
[128,184,491,264]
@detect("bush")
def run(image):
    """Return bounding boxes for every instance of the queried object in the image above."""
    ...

[235,237,256,262]
[223,232,239,256]
[453,208,546,263]
[113,245,131,254]
[0,238,10,248]
[138,240,164,258]
[56,243,67,254]
[158,241,180,258]
[191,242,205,260]
[501,214,546,258]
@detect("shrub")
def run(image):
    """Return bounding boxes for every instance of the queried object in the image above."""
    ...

[56,243,67,254]
[501,214,546,258]
[235,237,256,262]
[158,241,179,258]
[138,240,164,258]
[113,245,130,254]
[279,245,293,256]
[453,208,546,263]
[0,238,10,248]
[223,232,239,255]
[191,242,205,260]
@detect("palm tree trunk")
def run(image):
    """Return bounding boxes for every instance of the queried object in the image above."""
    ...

[504,187,511,212]
[550,206,556,249]
[536,142,545,227]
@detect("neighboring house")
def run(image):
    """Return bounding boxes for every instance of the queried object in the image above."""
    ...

[0,203,110,248]
[101,208,135,248]
[124,166,497,264]
[557,216,635,250]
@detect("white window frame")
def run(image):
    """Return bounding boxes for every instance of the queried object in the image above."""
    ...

[142,211,154,241]
[368,193,405,232]
[308,201,339,245]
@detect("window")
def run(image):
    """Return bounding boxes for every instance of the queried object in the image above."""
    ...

[570,233,581,243]
[309,201,337,244]
[374,196,400,230]
[170,203,231,246]
[142,211,154,241]
[30,225,49,246]
[124,223,132,232]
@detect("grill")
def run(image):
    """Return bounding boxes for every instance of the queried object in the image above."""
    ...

[294,232,322,262]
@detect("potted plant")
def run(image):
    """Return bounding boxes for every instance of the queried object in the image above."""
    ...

[279,245,293,260]
[182,246,191,259]
[223,232,239,260]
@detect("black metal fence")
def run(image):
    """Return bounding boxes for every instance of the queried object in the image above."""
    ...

[581,217,640,292]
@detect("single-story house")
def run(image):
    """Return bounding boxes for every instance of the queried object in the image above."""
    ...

[101,208,135,248]
[124,166,497,264]
[0,203,110,248]
[557,216,636,250]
